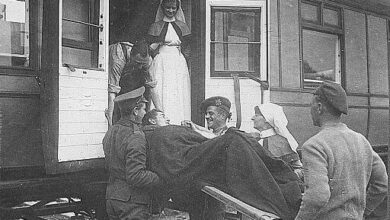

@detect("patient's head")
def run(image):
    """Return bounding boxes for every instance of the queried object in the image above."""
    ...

[142,109,170,126]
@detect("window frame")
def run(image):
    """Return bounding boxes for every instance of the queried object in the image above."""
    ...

[206,0,267,79]
[299,0,344,90]
[59,0,105,71]
[0,0,40,74]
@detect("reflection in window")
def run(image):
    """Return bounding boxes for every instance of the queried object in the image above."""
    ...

[211,7,260,77]
[0,0,29,67]
[62,0,100,69]
[302,29,340,88]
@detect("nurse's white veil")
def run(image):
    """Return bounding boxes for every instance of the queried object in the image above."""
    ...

[155,0,186,23]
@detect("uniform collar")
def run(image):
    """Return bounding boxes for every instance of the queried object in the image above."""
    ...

[163,16,176,22]
[213,125,228,136]
[321,121,346,129]
[117,116,140,127]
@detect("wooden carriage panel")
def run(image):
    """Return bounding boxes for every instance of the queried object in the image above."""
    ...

[279,0,300,89]
[270,90,313,105]
[269,0,280,88]
[344,9,368,94]
[368,109,389,146]
[341,107,369,137]
[281,105,319,147]
[0,75,40,94]
[370,97,389,108]
[0,97,43,168]
[347,96,369,107]
[367,15,389,95]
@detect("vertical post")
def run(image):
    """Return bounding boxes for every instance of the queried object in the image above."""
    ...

[232,74,242,129]
[387,19,390,220]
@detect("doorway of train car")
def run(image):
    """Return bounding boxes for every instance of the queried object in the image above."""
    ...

[109,0,192,46]
[0,0,45,180]
[109,0,159,44]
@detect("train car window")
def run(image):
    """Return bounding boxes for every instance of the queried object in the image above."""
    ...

[300,1,342,89]
[0,0,30,68]
[301,1,320,24]
[210,7,261,77]
[61,0,101,69]
[323,7,341,27]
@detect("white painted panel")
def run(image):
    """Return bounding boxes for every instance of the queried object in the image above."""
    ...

[59,122,107,135]
[59,87,106,101]
[58,144,105,162]
[59,67,108,79]
[59,75,107,89]
[59,99,106,111]
[59,132,106,147]
[59,111,105,123]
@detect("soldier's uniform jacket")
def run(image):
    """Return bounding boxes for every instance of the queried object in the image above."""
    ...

[103,117,161,204]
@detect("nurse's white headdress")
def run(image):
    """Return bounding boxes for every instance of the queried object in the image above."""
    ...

[257,103,299,152]
[155,0,186,23]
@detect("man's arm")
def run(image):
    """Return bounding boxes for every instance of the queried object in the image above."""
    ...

[107,43,127,126]
[125,133,161,188]
[295,142,330,220]
[364,151,388,216]
[106,92,116,127]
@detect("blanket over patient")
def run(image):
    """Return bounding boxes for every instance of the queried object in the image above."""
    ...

[147,125,301,219]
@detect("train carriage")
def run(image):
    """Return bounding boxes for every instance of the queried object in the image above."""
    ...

[0,0,389,219]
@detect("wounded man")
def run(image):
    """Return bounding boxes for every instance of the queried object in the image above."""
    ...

[146,124,302,220]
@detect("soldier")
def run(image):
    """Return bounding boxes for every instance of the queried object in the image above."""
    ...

[182,96,232,139]
[296,81,388,219]
[103,86,161,220]
[107,40,162,127]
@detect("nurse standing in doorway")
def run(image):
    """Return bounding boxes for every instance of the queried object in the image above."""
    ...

[147,0,191,124]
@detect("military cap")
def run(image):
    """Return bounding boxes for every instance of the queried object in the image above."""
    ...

[114,86,148,111]
[200,96,231,114]
[314,81,348,114]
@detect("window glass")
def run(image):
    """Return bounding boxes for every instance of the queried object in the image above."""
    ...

[324,8,340,27]
[211,7,260,77]
[63,0,90,41]
[213,10,259,42]
[0,0,29,67]
[62,46,93,68]
[302,29,340,88]
[62,0,100,69]
[301,2,319,23]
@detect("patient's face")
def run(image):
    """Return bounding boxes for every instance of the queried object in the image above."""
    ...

[205,106,226,131]
[155,111,170,126]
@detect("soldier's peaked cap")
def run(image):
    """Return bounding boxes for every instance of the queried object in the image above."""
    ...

[200,96,231,114]
[114,86,148,111]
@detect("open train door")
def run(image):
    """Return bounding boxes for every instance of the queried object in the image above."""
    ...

[41,0,109,174]
[191,0,269,132]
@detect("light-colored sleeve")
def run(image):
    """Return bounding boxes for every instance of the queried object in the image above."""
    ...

[108,43,126,93]
[295,141,330,220]
[364,150,388,216]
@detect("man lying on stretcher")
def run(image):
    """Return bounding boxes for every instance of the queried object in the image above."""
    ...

[143,109,302,220]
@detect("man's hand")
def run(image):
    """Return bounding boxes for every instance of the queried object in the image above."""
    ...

[181,120,193,128]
